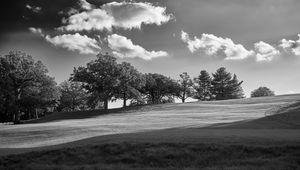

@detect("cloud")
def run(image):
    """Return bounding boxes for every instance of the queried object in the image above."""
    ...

[45,33,100,54]
[26,4,42,13]
[28,27,44,37]
[254,41,280,61]
[107,34,168,60]
[79,0,93,10]
[59,1,173,31]
[181,31,254,60]
[279,34,300,56]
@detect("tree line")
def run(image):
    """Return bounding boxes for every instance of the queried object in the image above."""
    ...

[1,51,253,123]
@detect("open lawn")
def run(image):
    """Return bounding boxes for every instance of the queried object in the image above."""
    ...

[1,94,299,149]
[0,94,300,169]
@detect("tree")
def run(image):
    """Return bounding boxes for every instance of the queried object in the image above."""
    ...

[19,75,60,119]
[142,73,178,104]
[211,67,244,100]
[177,72,193,103]
[251,86,275,97]
[0,56,15,122]
[116,62,145,107]
[71,53,120,110]
[193,70,212,101]
[227,74,244,99]
[58,80,88,111]
[0,51,56,123]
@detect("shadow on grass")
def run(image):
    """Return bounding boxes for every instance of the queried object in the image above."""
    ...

[23,105,147,124]
[1,142,299,170]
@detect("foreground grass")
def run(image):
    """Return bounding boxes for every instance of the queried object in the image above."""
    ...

[1,142,299,170]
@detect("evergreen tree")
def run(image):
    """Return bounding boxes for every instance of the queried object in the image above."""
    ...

[193,70,212,101]
[227,74,244,99]
[211,67,244,100]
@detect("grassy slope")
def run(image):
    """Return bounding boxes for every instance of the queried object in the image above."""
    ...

[2,94,299,149]
[1,94,300,169]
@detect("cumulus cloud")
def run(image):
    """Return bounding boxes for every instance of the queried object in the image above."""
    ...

[45,33,100,54]
[59,1,173,31]
[254,41,280,61]
[107,34,168,60]
[79,0,93,10]
[181,31,254,60]
[279,34,300,56]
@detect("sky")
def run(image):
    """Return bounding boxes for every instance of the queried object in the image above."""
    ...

[1,0,300,102]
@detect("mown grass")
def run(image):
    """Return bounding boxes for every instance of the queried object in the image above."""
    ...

[1,142,299,170]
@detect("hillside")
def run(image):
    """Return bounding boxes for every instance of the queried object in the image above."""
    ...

[1,94,299,149]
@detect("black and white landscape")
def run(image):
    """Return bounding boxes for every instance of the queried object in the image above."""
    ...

[0,0,300,169]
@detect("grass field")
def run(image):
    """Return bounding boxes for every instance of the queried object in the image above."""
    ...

[0,94,300,169]
[1,94,299,149]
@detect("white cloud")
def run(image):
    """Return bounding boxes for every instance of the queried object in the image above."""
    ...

[79,0,93,10]
[26,4,42,13]
[181,31,254,60]
[28,27,44,37]
[45,33,100,54]
[107,34,168,60]
[254,41,279,61]
[59,1,173,31]
[279,34,300,56]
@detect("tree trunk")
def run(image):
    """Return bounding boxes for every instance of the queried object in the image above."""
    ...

[103,100,108,110]
[4,95,9,121]
[13,91,21,124]
[123,92,127,108]
[151,92,155,104]
[35,108,39,119]
[13,111,20,124]
[182,98,185,103]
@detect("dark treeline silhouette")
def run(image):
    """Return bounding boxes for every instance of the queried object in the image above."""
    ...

[0,51,245,123]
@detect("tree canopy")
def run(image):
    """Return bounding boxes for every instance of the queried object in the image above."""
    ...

[251,86,275,97]
[1,51,249,123]
[211,67,244,100]
[71,53,121,110]
[177,72,193,103]
[0,51,60,123]
[142,73,178,104]
[58,80,88,111]
[193,70,212,101]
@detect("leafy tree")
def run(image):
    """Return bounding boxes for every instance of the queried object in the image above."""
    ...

[58,80,88,111]
[177,72,193,103]
[19,75,60,119]
[116,62,145,107]
[0,57,15,122]
[0,51,56,123]
[142,73,178,104]
[251,86,275,97]
[71,53,120,110]
[193,70,212,101]
[211,67,244,100]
